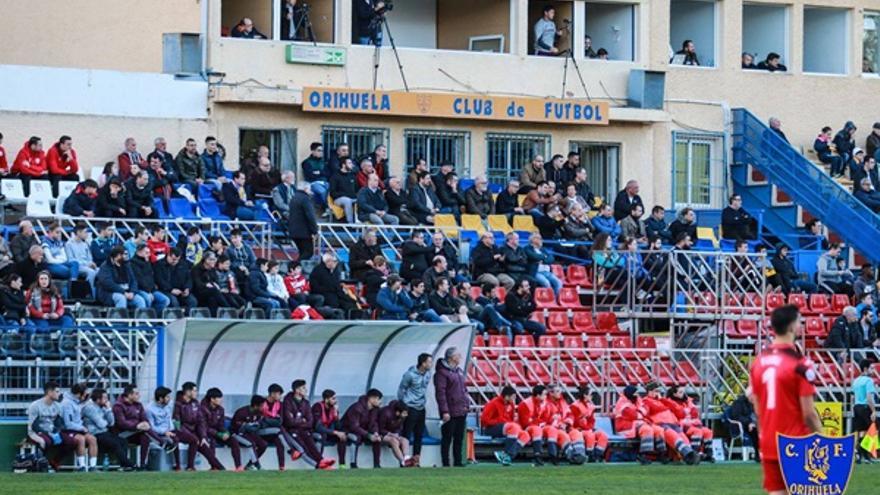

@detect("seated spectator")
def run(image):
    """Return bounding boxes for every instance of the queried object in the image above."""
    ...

[145,145,177,205]
[533,6,562,56]
[301,142,329,208]
[524,233,562,294]
[855,178,880,213]
[817,243,854,295]
[561,182,589,214]
[431,162,455,191]
[227,228,255,280]
[284,262,338,317]
[96,161,119,188]
[431,231,460,274]
[131,244,171,313]
[645,206,671,244]
[11,220,40,263]
[613,180,643,221]
[123,226,151,260]
[453,281,485,332]
[266,260,292,307]
[671,39,700,65]
[563,203,593,259]
[768,117,789,144]
[853,264,878,301]
[741,52,756,69]
[40,222,79,281]
[231,17,267,39]
[329,157,358,223]
[96,178,127,218]
[408,171,440,225]
[824,307,862,353]
[572,167,596,209]
[495,180,525,218]
[62,179,98,217]
[178,227,204,266]
[429,277,469,324]
[522,181,558,217]
[465,175,495,219]
[82,387,137,471]
[535,204,565,240]
[155,249,197,310]
[545,154,571,188]
[272,171,296,219]
[385,176,417,225]
[591,203,621,240]
[90,222,119,266]
[377,274,413,320]
[147,227,172,263]
[16,245,48,288]
[401,231,432,281]
[519,156,546,192]
[46,135,79,196]
[117,137,145,182]
[191,251,231,316]
[222,171,257,220]
[1,274,28,327]
[500,232,534,287]
[771,244,817,294]
[867,122,880,161]
[814,126,844,177]
[436,173,465,218]
[176,138,205,195]
[350,228,383,282]
[356,158,385,190]
[620,203,648,243]
[669,207,697,242]
[215,255,247,309]
[126,170,156,219]
[65,224,98,289]
[249,157,281,197]
[471,232,515,290]
[248,258,284,314]
[833,121,858,177]
[851,156,879,193]
[309,253,359,316]
[96,246,147,310]
[473,283,514,337]
[0,236,10,280]
[26,271,74,330]
[592,233,624,283]
[408,279,443,322]
[757,52,787,72]
[406,158,429,190]
[721,194,753,240]
[358,173,399,225]
[13,136,48,195]
[423,255,452,293]
[855,293,879,330]
[503,278,545,337]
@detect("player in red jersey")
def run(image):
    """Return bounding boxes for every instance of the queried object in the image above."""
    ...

[749,305,823,495]
[570,386,609,462]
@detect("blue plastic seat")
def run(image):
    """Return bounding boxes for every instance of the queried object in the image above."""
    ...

[198,197,230,220]
[169,198,198,219]
[153,198,169,219]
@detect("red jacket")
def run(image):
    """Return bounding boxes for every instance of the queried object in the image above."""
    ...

[117,151,146,182]
[517,397,552,429]
[480,396,515,428]
[13,141,47,177]
[571,400,598,431]
[613,396,644,432]
[642,397,681,425]
[46,143,79,176]
[284,273,310,295]
[545,396,573,428]
[356,170,385,190]
[25,289,65,319]
[0,145,8,172]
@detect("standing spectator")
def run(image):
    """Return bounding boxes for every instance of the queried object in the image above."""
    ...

[358,173,399,225]
[46,135,79,196]
[354,1,385,45]
[591,203,621,240]
[131,244,171,313]
[721,194,753,240]
[867,122,880,161]
[329,157,358,223]
[671,39,700,65]
[669,207,698,242]
[96,178,127,218]
[126,170,156,219]
[90,222,118,266]
[309,253,358,315]
[471,232,515,290]
[533,5,562,56]
[96,246,147,310]
[519,155,547,192]
[620,203,648,243]
[62,179,98,217]
[757,52,787,72]
[833,121,857,177]
[434,347,469,467]
[13,136,47,195]
[397,353,432,467]
[545,154,571,189]
[272,171,296,219]
[301,142,328,207]
[231,17,267,39]
[817,243,854,295]
[155,249,197,310]
[326,143,349,179]
[613,180,643,221]
[525,233,562,295]
[26,271,74,330]
[503,278,545,337]
[82,388,137,470]
[814,126,844,177]
[385,176,417,225]
[117,137,145,182]
[65,223,98,289]
[288,182,319,260]
[465,175,495,219]
[495,179,525,218]
[249,158,280,197]
[768,118,789,144]
[401,231,432,281]
[341,389,383,469]
[176,138,205,195]
[11,220,40,263]
[408,171,441,224]
[41,222,79,281]
[222,171,257,220]
[771,244,817,294]
[15,246,48,288]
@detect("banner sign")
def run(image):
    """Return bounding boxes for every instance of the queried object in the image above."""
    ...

[285,45,346,66]
[301,87,610,125]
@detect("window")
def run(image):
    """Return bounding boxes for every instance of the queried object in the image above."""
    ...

[742,3,789,71]
[672,133,724,208]
[486,133,551,187]
[223,0,334,42]
[223,0,273,40]
[803,7,850,75]
[321,125,389,163]
[528,1,573,56]
[569,142,619,202]
[863,11,880,74]
[669,0,717,67]
[404,130,470,176]
[239,129,297,176]
[584,2,636,61]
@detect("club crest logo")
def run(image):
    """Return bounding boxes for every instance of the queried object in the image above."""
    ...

[778,434,855,495]
[416,95,432,114]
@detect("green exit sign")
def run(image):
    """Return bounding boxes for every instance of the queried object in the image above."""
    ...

[285,45,346,66]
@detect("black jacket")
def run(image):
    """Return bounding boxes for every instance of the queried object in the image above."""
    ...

[247,271,275,300]
[96,185,127,217]
[851,164,880,191]
[721,206,752,240]
[645,217,671,243]
[191,263,218,297]
[833,123,856,158]
[363,269,385,308]
[471,243,503,277]
[154,259,192,292]
[495,190,518,215]
[401,241,432,281]
[385,189,409,216]
[329,171,357,200]
[15,258,48,287]
[813,138,837,164]
[824,316,863,350]
[613,191,644,222]
[309,262,351,307]
[546,166,574,189]
[669,220,697,243]
[436,183,465,209]
[301,156,326,182]
[464,188,494,218]
[429,291,460,316]
[855,188,880,212]
[407,185,440,223]
[504,291,536,319]
[350,240,383,282]
[770,254,799,293]
[0,285,27,321]
[356,187,388,221]
[130,257,158,292]
[221,182,249,218]
[354,0,379,38]
[62,188,96,216]
[287,190,318,240]
[500,245,528,275]
[126,181,154,218]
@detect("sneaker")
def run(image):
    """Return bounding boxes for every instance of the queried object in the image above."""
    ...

[493,451,506,465]
[317,458,336,469]
[636,453,652,465]
[290,449,303,462]
[684,451,699,465]
[533,456,544,467]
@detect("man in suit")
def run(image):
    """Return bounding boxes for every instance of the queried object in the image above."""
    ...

[408,171,440,225]
[222,171,257,220]
[288,182,319,261]
[613,180,643,221]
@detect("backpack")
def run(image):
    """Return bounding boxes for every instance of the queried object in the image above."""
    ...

[12,452,49,473]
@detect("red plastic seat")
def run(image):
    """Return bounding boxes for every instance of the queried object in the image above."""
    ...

[635,336,656,358]
[506,361,531,386]
[558,360,583,386]
[546,311,572,334]
[737,320,759,338]
[513,335,535,349]
[695,291,717,311]
[814,362,841,386]
[566,265,591,287]
[830,294,850,314]
[551,264,566,283]
[808,294,831,315]
[468,360,500,387]
[721,320,738,337]
[536,335,559,360]
[804,317,826,338]
[529,360,552,384]
[561,335,585,359]
[529,311,545,324]
[558,287,585,309]
[534,287,559,309]
[610,336,634,359]
[486,335,510,359]
[626,360,652,384]
[675,361,703,385]
[469,285,482,301]
[596,312,622,334]
[788,293,808,313]
[572,312,597,333]
[585,335,606,359]
[655,361,677,386]
[471,335,486,357]
[605,360,630,386]
[766,293,785,312]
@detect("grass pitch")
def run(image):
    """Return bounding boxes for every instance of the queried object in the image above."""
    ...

[0,463,876,495]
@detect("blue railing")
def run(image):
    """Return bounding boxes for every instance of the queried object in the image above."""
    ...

[732,108,880,264]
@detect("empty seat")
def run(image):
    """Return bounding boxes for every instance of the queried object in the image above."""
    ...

[189,307,212,318]
[546,311,571,334]
[737,320,759,338]
[721,320,738,337]
[1,179,26,202]
[529,359,552,384]
[804,317,826,337]
[512,215,537,233]
[468,360,500,387]
[534,288,559,309]
[513,335,535,349]
[161,308,186,320]
[106,308,130,320]
[30,333,60,359]
[197,197,229,220]
[585,335,606,359]
[29,180,53,200]
[270,308,289,320]
[0,331,30,359]
[788,293,808,313]
[243,308,266,320]
[433,214,459,238]
[635,335,656,358]
[460,214,485,235]
[487,215,513,234]
[170,198,199,219]
[610,336,634,359]
[571,312,596,333]
[26,196,53,217]
[217,307,240,319]
[808,294,831,315]
[765,293,785,312]
[566,265,590,287]
[471,335,486,357]
[486,335,510,359]
[676,361,703,385]
[560,335,585,359]
[77,307,103,319]
[558,287,584,309]
[468,285,482,301]
[506,360,532,386]
[830,294,850,314]
[596,312,621,333]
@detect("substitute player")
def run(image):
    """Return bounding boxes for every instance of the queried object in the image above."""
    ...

[749,305,823,495]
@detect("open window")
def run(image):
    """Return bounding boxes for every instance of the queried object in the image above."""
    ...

[223,0,334,42]
[223,0,273,40]
[742,3,789,72]
[803,6,850,75]
[570,142,619,202]
[863,11,880,74]
[528,1,573,56]
[584,2,636,62]
[669,0,717,67]
[239,129,297,176]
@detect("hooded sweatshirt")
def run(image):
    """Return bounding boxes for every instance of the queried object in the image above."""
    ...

[13,141,47,177]
[397,365,430,410]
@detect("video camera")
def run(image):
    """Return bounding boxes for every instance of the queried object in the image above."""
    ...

[375,0,393,16]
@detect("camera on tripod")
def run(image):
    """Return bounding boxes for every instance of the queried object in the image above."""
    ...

[374,0,393,16]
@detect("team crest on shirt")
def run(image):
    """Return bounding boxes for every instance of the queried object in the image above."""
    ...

[778,434,855,494]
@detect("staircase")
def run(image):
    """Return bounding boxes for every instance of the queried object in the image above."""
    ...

[731,108,880,264]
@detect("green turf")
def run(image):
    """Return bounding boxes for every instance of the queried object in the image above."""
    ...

[0,463,876,494]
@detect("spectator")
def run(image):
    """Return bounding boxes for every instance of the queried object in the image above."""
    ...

[369,144,389,181]
[231,17,267,39]
[65,223,98,289]
[11,220,40,262]
[13,136,48,195]
[561,182,589,214]
[522,181,558,217]
[817,243,854,295]
[125,170,156,219]
[814,126,844,177]
[613,180,644,221]
[771,244,817,294]
[429,277,470,323]
[533,6,562,56]
[90,222,118,266]
[434,347,468,467]
[131,244,171,313]
[329,157,358,223]
[768,117,789,144]
[341,389,383,469]
[385,176,417,225]
[354,1,386,46]
[563,203,594,258]
[123,226,151,260]
[26,271,74,330]
[41,222,80,281]
[408,171,441,224]
[867,122,880,161]
[220,171,255,220]
[97,246,147,310]
[190,250,230,315]
[271,171,296,219]
[408,279,444,322]
[572,167,596,210]
[500,232,533,286]
[525,233,562,295]
[176,138,205,195]
[147,137,178,179]
[326,143,349,179]
[226,228,255,281]
[432,162,455,192]
[757,52,787,72]
[249,157,281,197]
[147,227,172,263]
[96,178,127,218]
[620,203,648,243]
[669,207,697,243]
[855,293,878,331]
[116,137,145,182]
[519,155,547,192]
[721,194,753,240]
[833,121,858,175]
[397,354,432,466]
[422,255,451,293]
[0,131,7,176]
[82,387,137,471]
[802,219,830,251]
[248,258,284,314]
[288,182,319,260]
[46,135,79,196]
[349,228,383,282]
[309,253,358,315]
[825,307,862,354]
[591,203,621,240]
[596,48,609,60]
[96,161,119,188]
[473,283,514,337]
[155,249,197,310]
[355,158,383,190]
[741,52,756,69]
[545,154,569,189]
[301,142,328,207]
[436,172,465,218]
[583,35,597,58]
[471,231,515,290]
[400,231,432,281]
[671,39,700,65]
[15,245,47,288]
[495,179,525,218]
[358,173,399,225]
[504,278,545,337]
[465,175,495,219]
[853,264,878,301]
[855,178,880,212]
[62,179,98,217]
[406,157,429,190]
[852,156,879,192]
[145,150,174,208]
[431,231,461,276]
[0,237,10,279]
[1,274,27,327]
[376,274,413,320]
[266,260,291,307]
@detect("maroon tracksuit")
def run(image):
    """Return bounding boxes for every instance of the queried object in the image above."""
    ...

[173,398,224,470]
[201,399,241,468]
[342,395,381,468]
[378,401,406,436]
[282,393,324,467]
[112,398,162,467]
[312,401,347,463]
[231,405,285,468]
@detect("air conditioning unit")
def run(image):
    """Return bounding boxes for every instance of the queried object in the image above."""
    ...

[163,33,202,75]
[627,69,665,110]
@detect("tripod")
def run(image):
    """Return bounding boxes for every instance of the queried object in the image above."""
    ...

[559,19,591,100]
[292,6,317,46]
[371,15,410,92]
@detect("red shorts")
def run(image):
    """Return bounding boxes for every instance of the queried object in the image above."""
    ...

[761,460,786,493]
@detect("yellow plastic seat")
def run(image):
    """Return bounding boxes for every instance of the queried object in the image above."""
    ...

[434,213,459,238]
[512,215,538,233]
[460,214,485,235]
[327,195,344,221]
[696,226,719,248]
[488,214,513,234]
[517,194,526,206]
